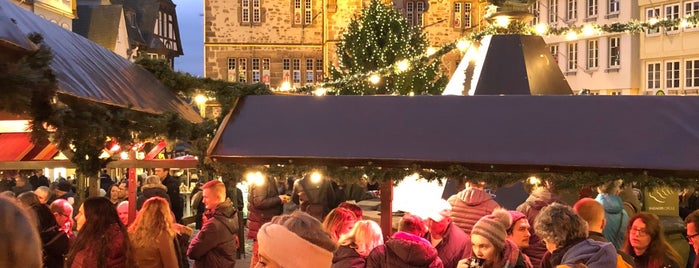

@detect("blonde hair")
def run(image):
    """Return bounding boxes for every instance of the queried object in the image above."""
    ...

[128,197,176,247]
[144,175,162,186]
[322,208,357,242]
[338,220,384,257]
[0,196,42,268]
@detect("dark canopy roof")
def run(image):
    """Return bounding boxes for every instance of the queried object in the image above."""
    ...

[208,95,699,176]
[0,0,201,123]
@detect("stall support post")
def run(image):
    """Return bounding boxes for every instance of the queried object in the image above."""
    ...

[128,168,137,225]
[380,180,394,241]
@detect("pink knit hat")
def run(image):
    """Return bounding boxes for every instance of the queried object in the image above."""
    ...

[257,223,333,268]
[508,210,527,230]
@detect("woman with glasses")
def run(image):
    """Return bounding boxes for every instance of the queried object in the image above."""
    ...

[623,212,681,267]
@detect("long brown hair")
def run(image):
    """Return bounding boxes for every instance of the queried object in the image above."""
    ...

[128,197,176,246]
[622,212,681,267]
[66,197,134,267]
[0,196,42,268]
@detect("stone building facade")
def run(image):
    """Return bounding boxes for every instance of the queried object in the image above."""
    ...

[204,0,486,91]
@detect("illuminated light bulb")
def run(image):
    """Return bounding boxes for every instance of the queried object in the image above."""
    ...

[396,59,410,72]
[314,87,327,96]
[408,91,415,96]
[495,16,510,28]
[194,94,207,105]
[279,81,291,91]
[426,47,437,56]
[534,23,548,35]
[582,24,596,36]
[369,74,381,84]
[246,171,265,186]
[565,31,578,40]
[680,19,691,28]
[649,17,659,25]
[456,39,471,52]
[310,172,322,184]
[120,151,129,160]
[528,176,541,186]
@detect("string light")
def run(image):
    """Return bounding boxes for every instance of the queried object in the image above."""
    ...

[368,74,381,84]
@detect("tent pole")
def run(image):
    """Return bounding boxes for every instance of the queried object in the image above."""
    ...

[380,180,393,241]
[128,168,137,225]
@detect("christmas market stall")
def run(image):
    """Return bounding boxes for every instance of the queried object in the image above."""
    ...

[207,94,699,238]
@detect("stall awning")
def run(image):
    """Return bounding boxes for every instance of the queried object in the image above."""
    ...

[208,95,699,176]
[0,0,201,123]
[0,133,34,161]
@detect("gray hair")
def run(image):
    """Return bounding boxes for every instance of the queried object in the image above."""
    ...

[534,203,588,248]
[144,175,162,186]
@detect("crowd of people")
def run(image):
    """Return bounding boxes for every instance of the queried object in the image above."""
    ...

[2,170,699,268]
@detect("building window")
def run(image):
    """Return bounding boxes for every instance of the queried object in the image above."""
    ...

[316,59,323,82]
[406,1,426,27]
[608,0,619,14]
[610,90,622,95]
[567,43,578,71]
[530,1,540,25]
[283,58,291,83]
[238,58,247,83]
[647,63,661,89]
[294,0,313,25]
[686,59,699,88]
[686,1,699,30]
[567,0,577,20]
[587,0,598,18]
[292,59,301,84]
[646,7,660,35]
[252,58,260,83]
[587,39,598,69]
[665,4,680,33]
[550,44,559,63]
[548,0,558,23]
[666,61,681,89]
[305,59,314,83]
[262,58,270,85]
[608,36,620,68]
[227,58,236,82]
[241,0,261,23]
[453,2,472,28]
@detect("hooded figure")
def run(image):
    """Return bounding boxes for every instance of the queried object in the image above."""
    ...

[447,181,500,235]
[367,214,443,268]
[517,185,561,268]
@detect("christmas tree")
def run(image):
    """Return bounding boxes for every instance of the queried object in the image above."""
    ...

[331,0,447,95]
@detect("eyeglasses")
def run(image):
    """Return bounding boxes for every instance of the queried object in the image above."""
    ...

[630,228,649,237]
[687,233,699,241]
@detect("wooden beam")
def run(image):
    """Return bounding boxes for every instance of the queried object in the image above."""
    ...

[0,160,75,169]
[380,180,394,241]
[106,159,199,169]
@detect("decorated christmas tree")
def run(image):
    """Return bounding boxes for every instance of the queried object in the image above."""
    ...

[330,0,447,95]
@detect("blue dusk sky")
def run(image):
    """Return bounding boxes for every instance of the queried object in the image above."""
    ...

[174,0,204,77]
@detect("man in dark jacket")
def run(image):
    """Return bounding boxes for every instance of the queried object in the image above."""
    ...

[367,214,443,268]
[247,175,287,267]
[422,199,471,268]
[187,180,238,268]
[156,168,184,223]
[292,174,337,221]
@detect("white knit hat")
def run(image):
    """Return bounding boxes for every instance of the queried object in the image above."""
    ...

[257,223,333,268]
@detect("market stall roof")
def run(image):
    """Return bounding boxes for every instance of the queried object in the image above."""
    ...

[0,0,201,123]
[208,95,699,177]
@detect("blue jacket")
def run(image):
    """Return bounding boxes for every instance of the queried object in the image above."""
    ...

[596,194,629,249]
[559,239,617,267]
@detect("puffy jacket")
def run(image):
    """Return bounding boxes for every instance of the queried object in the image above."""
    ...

[595,193,629,249]
[136,184,170,210]
[423,222,471,268]
[332,245,366,268]
[554,239,617,267]
[187,200,238,268]
[247,177,283,240]
[517,188,560,268]
[367,231,443,268]
[448,187,499,234]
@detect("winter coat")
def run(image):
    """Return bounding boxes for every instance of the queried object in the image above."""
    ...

[292,177,337,221]
[447,187,500,235]
[70,223,130,268]
[423,222,471,268]
[545,238,617,268]
[484,239,532,268]
[136,184,170,210]
[367,231,444,268]
[332,245,367,268]
[595,193,629,249]
[162,175,184,222]
[32,204,69,268]
[247,177,283,240]
[588,231,634,265]
[629,249,681,268]
[618,187,642,218]
[517,188,560,268]
[131,231,178,268]
[187,200,238,268]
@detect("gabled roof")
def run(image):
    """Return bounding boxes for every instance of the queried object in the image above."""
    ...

[0,0,201,122]
[208,95,699,177]
[73,4,123,51]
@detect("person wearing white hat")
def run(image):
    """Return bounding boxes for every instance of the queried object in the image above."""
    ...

[422,198,472,268]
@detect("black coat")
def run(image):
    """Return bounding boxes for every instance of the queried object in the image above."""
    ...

[162,175,184,222]
[332,245,366,268]
[246,177,283,240]
[423,222,470,268]
[367,232,444,268]
[136,184,170,210]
